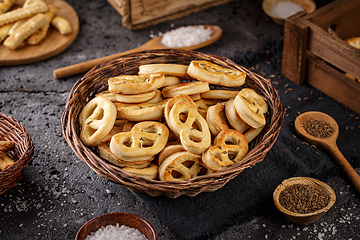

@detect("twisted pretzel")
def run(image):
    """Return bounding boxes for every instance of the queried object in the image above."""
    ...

[224,99,250,133]
[96,90,158,103]
[167,99,211,154]
[123,163,158,180]
[162,81,210,98]
[202,129,249,171]
[108,74,165,94]
[233,88,267,128]
[206,103,230,136]
[79,96,117,147]
[110,121,169,162]
[158,151,212,181]
[115,99,168,121]
[187,60,246,87]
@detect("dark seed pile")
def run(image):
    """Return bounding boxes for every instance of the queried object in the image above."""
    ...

[304,118,334,138]
[279,183,330,214]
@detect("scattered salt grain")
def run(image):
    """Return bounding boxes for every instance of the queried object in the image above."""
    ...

[269,1,304,19]
[160,25,213,48]
[84,224,148,240]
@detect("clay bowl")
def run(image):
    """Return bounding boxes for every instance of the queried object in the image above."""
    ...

[262,0,316,25]
[75,212,157,240]
[273,177,336,225]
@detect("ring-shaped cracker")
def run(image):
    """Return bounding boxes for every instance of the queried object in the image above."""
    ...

[168,99,211,154]
[243,125,265,143]
[233,89,267,128]
[98,142,152,168]
[158,151,212,181]
[224,99,250,133]
[108,74,165,94]
[162,81,210,98]
[158,144,185,165]
[138,64,189,78]
[123,163,158,180]
[96,90,158,103]
[195,99,223,118]
[79,96,117,147]
[110,121,169,162]
[115,99,168,121]
[187,60,246,87]
[202,129,249,171]
[200,89,238,100]
[206,103,231,136]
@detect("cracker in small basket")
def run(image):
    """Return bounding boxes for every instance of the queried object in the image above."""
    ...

[0,152,15,171]
[0,141,15,151]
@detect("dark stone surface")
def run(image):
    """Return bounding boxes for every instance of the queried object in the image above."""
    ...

[1,0,359,239]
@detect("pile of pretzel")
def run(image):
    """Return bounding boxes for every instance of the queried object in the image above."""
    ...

[78,60,268,181]
[0,0,72,50]
[0,141,16,171]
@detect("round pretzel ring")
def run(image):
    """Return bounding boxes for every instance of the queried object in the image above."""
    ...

[206,103,231,136]
[202,129,249,171]
[233,88,267,128]
[162,81,210,98]
[79,96,117,147]
[108,74,165,94]
[110,121,169,162]
[158,151,212,181]
[224,99,250,133]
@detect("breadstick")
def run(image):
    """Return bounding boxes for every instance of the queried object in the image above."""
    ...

[0,1,48,27]
[27,4,59,45]
[51,15,72,35]
[0,141,15,151]
[8,18,26,35]
[0,22,13,42]
[0,0,16,15]
[4,12,46,49]
[0,152,15,171]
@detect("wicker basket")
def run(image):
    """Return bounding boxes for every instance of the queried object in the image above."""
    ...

[0,112,34,194]
[62,49,284,198]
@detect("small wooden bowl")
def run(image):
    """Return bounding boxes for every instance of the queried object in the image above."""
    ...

[273,177,336,225]
[75,212,157,240]
[262,0,316,26]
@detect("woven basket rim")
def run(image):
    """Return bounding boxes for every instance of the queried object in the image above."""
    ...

[62,49,284,197]
[0,112,34,194]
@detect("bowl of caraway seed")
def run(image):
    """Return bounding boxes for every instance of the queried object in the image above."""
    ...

[273,177,336,225]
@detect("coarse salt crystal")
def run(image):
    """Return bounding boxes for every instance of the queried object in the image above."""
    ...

[160,25,213,48]
[84,223,148,240]
[269,1,304,19]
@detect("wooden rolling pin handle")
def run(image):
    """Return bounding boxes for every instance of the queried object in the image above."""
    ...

[325,142,360,193]
[53,46,145,79]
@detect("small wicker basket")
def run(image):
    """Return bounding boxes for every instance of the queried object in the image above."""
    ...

[0,112,34,194]
[62,49,284,198]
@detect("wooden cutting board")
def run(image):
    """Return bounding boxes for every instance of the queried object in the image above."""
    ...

[0,0,79,66]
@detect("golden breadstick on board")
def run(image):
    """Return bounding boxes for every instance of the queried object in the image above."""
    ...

[27,4,59,45]
[0,22,14,42]
[0,1,48,27]
[51,15,72,35]
[4,12,46,49]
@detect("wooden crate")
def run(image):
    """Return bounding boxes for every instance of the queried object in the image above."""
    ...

[282,0,360,115]
[107,0,233,30]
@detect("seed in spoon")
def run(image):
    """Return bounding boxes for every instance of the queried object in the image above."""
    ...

[303,118,335,138]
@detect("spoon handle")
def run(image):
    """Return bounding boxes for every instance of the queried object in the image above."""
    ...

[325,142,360,193]
[53,46,147,79]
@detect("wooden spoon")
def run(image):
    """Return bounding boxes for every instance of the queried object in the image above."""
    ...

[53,25,222,79]
[294,111,360,193]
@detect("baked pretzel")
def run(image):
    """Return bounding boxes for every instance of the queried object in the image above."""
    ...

[98,142,152,168]
[162,81,210,98]
[194,98,222,118]
[167,98,211,154]
[158,151,212,181]
[206,103,230,136]
[0,152,15,170]
[108,74,165,94]
[243,125,264,143]
[78,96,117,147]
[123,163,158,180]
[233,88,267,128]
[115,99,168,121]
[224,99,250,133]
[163,76,181,87]
[158,144,185,165]
[200,89,238,100]
[164,94,197,126]
[202,129,248,171]
[96,90,158,103]
[138,63,189,78]
[187,60,246,87]
[110,121,169,162]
